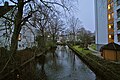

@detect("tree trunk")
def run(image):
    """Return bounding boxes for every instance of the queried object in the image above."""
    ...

[41,29,46,50]
[10,0,24,54]
[52,34,55,43]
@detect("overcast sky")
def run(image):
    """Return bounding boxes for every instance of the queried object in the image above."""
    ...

[0,0,95,32]
[72,0,95,32]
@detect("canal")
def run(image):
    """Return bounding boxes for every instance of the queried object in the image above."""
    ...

[5,45,96,80]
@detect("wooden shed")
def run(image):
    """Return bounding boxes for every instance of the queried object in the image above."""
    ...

[100,43,120,61]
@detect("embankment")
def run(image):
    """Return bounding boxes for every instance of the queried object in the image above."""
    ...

[68,45,120,80]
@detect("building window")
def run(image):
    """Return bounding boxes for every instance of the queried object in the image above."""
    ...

[108,24,111,29]
[117,0,120,6]
[19,44,21,47]
[108,4,111,10]
[109,35,112,38]
[111,2,114,7]
[108,2,113,10]
[108,0,112,3]
[117,9,120,18]
[117,34,120,42]
[117,21,120,30]
[22,44,24,47]
[18,34,21,41]
[112,12,114,18]
[109,34,114,39]
[108,24,114,29]
[108,14,111,20]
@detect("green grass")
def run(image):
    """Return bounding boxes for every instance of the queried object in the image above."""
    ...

[90,44,96,50]
[73,45,92,55]
[71,45,120,79]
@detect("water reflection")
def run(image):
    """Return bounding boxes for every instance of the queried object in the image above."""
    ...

[3,45,96,80]
[44,46,96,80]
[35,54,46,80]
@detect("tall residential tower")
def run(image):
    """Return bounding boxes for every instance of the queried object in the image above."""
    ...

[95,0,120,50]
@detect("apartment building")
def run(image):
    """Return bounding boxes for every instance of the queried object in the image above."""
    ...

[17,24,38,50]
[95,0,120,50]
[0,3,38,50]
[0,19,38,50]
[0,2,14,49]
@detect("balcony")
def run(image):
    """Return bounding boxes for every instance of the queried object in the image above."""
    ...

[108,34,114,43]
[117,21,120,30]
[108,0,113,4]
[108,18,114,23]
[117,9,120,18]
[117,34,120,42]
[108,8,114,14]
[108,29,114,33]
[117,0,120,6]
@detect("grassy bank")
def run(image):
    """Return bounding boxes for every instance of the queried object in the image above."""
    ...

[69,45,120,80]
[89,44,96,50]
[73,45,92,55]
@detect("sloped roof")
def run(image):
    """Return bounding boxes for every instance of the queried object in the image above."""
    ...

[100,42,120,52]
[0,2,15,17]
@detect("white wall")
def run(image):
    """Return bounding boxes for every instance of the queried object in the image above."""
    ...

[95,0,108,45]
[18,24,37,50]
[95,0,108,50]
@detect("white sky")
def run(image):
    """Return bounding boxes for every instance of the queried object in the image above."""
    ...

[0,0,95,32]
[72,0,95,32]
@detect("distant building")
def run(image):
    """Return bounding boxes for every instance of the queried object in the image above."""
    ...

[0,2,14,17]
[0,2,14,49]
[17,24,38,50]
[0,2,37,50]
[95,0,120,50]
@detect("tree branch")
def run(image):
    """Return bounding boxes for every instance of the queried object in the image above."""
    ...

[20,10,37,26]
[1,16,14,22]
[24,0,32,5]
[10,0,17,4]
[42,1,69,11]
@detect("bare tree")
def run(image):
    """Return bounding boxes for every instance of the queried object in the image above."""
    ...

[35,6,50,50]
[0,0,70,75]
[78,27,93,49]
[67,16,82,45]
[48,13,65,43]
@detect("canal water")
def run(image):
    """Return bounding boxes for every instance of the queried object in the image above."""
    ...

[4,45,96,80]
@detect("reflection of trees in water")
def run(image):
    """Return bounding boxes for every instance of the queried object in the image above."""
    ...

[69,50,75,70]
[35,66,47,80]
[46,46,65,71]
[35,54,47,80]
[68,49,76,71]
[72,53,76,70]
[61,46,66,51]
[55,46,77,71]
[35,54,46,70]
[51,47,60,71]
[2,45,96,80]
[80,63,89,72]
[68,49,89,72]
